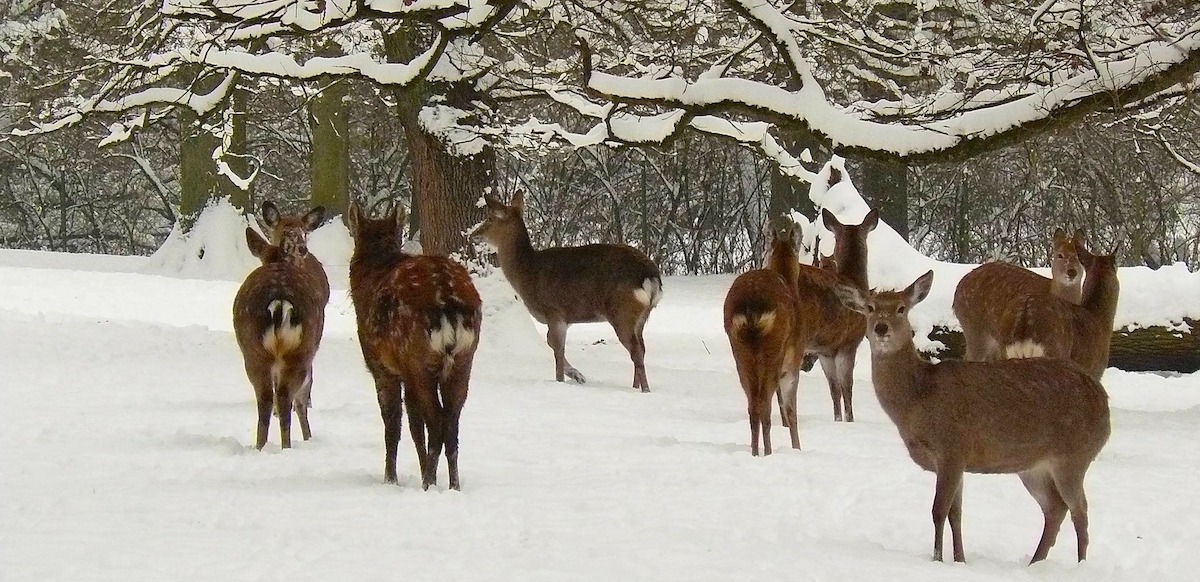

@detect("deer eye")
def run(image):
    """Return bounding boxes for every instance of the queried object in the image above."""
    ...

[866,304,875,313]
[897,305,906,314]
[1056,253,1064,259]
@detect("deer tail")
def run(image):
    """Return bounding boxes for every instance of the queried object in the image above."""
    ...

[1004,295,1045,359]
[263,299,303,356]
[428,300,481,378]
[634,276,663,309]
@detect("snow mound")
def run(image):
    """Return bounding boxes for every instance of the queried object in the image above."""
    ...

[307,216,353,288]
[143,198,260,281]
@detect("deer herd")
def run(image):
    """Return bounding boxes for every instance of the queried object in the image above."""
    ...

[232,173,1120,566]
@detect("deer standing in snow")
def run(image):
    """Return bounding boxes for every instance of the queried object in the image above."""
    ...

[348,202,482,490]
[724,221,803,455]
[233,227,326,450]
[953,228,1086,361]
[1001,246,1121,380]
[835,271,1111,564]
[471,190,662,392]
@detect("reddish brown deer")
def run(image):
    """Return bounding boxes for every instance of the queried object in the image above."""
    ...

[836,271,1111,564]
[724,222,803,456]
[777,201,878,432]
[259,201,330,307]
[471,190,662,392]
[233,228,326,450]
[348,202,482,490]
[1001,246,1121,380]
[953,228,1086,361]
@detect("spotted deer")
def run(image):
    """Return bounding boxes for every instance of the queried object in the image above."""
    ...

[724,221,803,455]
[953,228,1086,361]
[1002,246,1121,380]
[259,201,330,307]
[348,202,482,490]
[777,193,878,431]
[471,190,662,392]
[836,271,1111,564]
[233,227,326,450]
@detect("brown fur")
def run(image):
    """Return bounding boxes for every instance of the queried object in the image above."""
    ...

[233,228,326,450]
[1002,248,1121,380]
[953,228,1086,361]
[472,190,662,392]
[836,271,1111,564]
[778,206,878,430]
[724,222,803,456]
[348,202,482,490]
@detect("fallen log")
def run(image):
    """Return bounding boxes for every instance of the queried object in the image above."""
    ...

[926,318,1200,374]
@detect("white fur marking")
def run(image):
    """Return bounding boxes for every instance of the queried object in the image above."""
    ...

[262,300,303,355]
[1005,340,1045,359]
[634,278,663,308]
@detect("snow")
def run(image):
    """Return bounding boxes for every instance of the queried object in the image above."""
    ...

[5,244,1200,580]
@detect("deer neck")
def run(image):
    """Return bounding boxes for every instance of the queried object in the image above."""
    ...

[835,240,869,289]
[493,220,538,286]
[869,343,931,422]
[1082,265,1120,325]
[1050,278,1083,304]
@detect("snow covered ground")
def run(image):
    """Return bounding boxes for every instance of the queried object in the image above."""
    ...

[3,247,1200,581]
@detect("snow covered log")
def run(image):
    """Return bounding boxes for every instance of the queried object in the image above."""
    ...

[927,322,1200,374]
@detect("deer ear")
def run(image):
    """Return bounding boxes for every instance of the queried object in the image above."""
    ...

[905,270,935,306]
[820,209,842,232]
[511,190,526,210]
[245,227,272,260]
[834,284,870,314]
[345,202,362,236]
[260,201,280,228]
[302,206,326,231]
[860,209,879,233]
[1053,227,1067,244]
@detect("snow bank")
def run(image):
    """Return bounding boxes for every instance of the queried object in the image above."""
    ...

[797,157,1200,344]
[143,198,261,281]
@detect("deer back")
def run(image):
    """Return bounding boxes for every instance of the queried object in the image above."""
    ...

[234,228,325,366]
[349,204,482,375]
[793,209,878,353]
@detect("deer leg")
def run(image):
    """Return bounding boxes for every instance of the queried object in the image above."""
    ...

[756,391,774,457]
[748,404,761,457]
[375,376,404,484]
[295,368,313,441]
[547,319,585,384]
[407,379,444,490]
[932,462,965,562]
[1019,468,1068,563]
[252,374,272,451]
[613,309,649,393]
[835,348,858,423]
[1051,466,1091,562]
[274,379,294,450]
[818,354,843,421]
[949,480,965,562]
[440,360,473,491]
[779,367,800,447]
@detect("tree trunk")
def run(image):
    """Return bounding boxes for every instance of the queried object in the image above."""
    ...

[861,157,909,240]
[926,321,1200,374]
[308,75,350,218]
[178,72,250,230]
[384,27,492,257]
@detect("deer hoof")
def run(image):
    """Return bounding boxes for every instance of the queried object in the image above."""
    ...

[565,367,586,384]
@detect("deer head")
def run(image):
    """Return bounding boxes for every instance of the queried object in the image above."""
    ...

[1051,227,1086,288]
[836,270,934,355]
[471,190,526,247]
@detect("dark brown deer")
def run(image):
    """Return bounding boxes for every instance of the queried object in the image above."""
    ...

[233,228,326,450]
[348,202,482,490]
[1001,246,1121,380]
[471,190,662,392]
[777,200,878,432]
[259,201,330,307]
[835,271,1111,564]
[724,221,803,456]
[953,228,1086,361]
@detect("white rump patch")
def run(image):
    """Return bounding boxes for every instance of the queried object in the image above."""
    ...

[757,311,776,332]
[1004,340,1045,359]
[429,315,477,356]
[262,300,303,355]
[633,278,663,308]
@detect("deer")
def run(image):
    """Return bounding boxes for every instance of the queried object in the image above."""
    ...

[953,228,1086,361]
[1001,246,1121,380]
[259,201,330,308]
[471,190,663,392]
[347,202,482,490]
[724,221,803,456]
[233,227,327,450]
[776,195,878,432]
[835,270,1111,564]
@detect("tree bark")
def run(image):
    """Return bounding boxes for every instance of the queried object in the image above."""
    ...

[308,75,350,218]
[926,321,1200,374]
[178,71,250,230]
[861,157,909,240]
[383,26,492,257]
